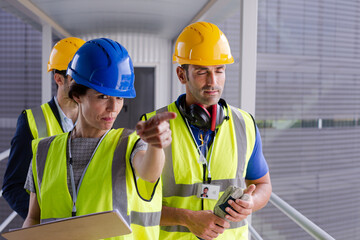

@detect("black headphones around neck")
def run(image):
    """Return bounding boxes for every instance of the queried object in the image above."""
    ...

[178,95,230,131]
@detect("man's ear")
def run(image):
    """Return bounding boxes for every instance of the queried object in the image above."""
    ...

[176,66,187,84]
[53,73,65,86]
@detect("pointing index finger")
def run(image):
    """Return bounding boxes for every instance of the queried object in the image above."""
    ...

[147,112,177,127]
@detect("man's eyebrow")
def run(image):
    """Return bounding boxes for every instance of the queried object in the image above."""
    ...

[193,65,225,71]
[194,66,209,71]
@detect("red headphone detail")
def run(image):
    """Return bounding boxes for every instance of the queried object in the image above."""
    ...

[178,95,228,131]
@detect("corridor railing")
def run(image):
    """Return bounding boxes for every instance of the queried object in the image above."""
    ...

[0,148,336,239]
[268,192,335,240]
[0,148,18,233]
[0,149,9,163]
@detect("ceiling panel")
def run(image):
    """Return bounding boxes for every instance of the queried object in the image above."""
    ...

[0,0,240,40]
[10,0,209,38]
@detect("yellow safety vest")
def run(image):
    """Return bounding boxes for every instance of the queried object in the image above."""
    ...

[31,128,162,240]
[144,102,256,240]
[25,102,63,139]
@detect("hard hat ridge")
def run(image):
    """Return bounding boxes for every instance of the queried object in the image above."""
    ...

[47,37,86,72]
[67,38,136,98]
[173,21,234,66]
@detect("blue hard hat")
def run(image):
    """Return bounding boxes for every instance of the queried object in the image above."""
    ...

[67,38,136,98]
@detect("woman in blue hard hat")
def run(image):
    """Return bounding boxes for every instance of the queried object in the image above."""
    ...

[22,38,176,240]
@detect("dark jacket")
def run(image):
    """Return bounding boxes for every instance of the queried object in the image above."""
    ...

[2,97,62,219]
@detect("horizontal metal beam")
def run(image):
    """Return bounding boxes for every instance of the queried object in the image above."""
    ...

[0,0,71,38]
[191,0,240,25]
[17,0,71,38]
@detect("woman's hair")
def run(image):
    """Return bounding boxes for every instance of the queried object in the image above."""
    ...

[68,82,90,100]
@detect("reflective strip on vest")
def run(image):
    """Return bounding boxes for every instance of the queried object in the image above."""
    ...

[31,105,48,138]
[131,211,161,227]
[113,129,161,227]
[35,129,160,228]
[162,220,245,233]
[230,105,248,178]
[26,103,64,139]
[113,129,131,226]
[34,136,56,199]
[41,212,160,227]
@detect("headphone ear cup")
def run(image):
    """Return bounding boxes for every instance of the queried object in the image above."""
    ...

[178,95,193,121]
[178,95,229,130]
[188,104,212,129]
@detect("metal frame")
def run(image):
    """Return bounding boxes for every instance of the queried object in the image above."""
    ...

[16,0,71,38]
[41,23,52,103]
[0,149,18,233]
[239,0,258,116]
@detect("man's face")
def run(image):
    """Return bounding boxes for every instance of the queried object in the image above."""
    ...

[179,64,226,108]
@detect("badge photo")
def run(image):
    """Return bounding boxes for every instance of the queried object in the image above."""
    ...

[197,184,220,200]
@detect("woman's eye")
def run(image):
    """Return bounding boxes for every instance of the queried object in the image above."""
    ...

[98,95,108,99]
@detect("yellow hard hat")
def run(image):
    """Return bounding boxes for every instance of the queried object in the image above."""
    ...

[47,37,86,72]
[173,22,234,66]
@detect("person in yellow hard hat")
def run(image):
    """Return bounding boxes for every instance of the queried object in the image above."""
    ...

[141,22,272,240]
[2,37,85,219]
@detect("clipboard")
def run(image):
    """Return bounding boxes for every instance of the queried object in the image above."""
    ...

[1,209,132,240]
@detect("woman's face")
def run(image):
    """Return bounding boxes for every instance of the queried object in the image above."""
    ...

[75,89,123,134]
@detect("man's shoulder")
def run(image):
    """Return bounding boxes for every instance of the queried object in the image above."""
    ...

[142,102,176,120]
[22,98,56,115]
[227,105,256,131]
[227,104,247,113]
[157,104,174,113]
[227,105,253,119]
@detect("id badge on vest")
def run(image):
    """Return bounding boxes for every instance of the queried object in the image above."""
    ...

[197,183,220,200]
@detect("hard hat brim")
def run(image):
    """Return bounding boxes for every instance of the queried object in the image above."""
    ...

[67,68,136,98]
[172,55,234,66]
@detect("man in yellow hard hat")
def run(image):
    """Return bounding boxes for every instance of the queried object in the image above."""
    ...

[2,37,85,219]
[142,22,272,240]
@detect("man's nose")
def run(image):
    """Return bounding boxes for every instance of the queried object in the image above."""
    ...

[207,71,217,86]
